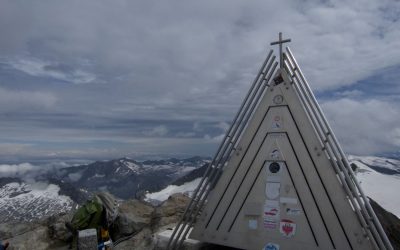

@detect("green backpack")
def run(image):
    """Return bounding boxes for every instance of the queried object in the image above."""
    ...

[70,196,104,231]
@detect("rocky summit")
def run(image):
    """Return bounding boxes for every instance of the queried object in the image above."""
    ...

[0,193,191,250]
[1,191,399,250]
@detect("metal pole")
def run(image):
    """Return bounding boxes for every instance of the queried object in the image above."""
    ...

[171,55,277,250]
[285,47,393,250]
[284,53,385,249]
[283,59,381,250]
[167,50,275,249]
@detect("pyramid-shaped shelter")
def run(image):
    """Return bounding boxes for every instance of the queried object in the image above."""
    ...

[167,33,393,250]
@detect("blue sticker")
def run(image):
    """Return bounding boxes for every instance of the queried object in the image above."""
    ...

[263,243,280,250]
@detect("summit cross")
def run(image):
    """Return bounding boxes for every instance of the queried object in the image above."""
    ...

[270,32,291,69]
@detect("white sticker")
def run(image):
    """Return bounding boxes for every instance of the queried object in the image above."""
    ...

[280,197,297,204]
[286,208,302,216]
[270,149,280,159]
[280,219,296,237]
[265,199,279,207]
[266,182,281,199]
[272,122,281,129]
[263,200,280,229]
[249,219,258,230]
[271,116,282,129]
[263,243,280,250]
[266,175,281,182]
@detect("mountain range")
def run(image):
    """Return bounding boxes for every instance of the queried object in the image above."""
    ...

[0,156,209,223]
[145,155,400,219]
[1,155,399,224]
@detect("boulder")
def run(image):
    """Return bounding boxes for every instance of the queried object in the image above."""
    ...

[47,212,74,242]
[153,193,191,228]
[5,225,51,250]
[0,222,38,240]
[113,227,154,250]
[0,214,73,250]
[112,199,154,239]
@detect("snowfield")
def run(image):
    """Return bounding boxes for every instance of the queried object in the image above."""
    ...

[145,155,400,219]
[349,155,400,218]
[145,178,202,204]
[0,182,73,222]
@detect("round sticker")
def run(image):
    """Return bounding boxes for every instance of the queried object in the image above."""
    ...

[263,243,280,250]
[269,162,280,173]
[273,95,284,104]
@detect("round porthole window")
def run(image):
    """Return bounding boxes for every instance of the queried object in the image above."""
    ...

[269,162,280,173]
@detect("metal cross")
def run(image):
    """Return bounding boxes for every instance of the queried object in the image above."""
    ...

[270,32,291,69]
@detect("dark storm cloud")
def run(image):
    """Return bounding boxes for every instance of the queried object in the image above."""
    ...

[0,0,400,161]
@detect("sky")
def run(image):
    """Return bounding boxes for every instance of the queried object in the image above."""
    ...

[0,0,399,162]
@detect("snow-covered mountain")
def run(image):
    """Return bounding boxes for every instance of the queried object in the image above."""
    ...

[0,175,89,223]
[57,156,210,199]
[0,156,209,222]
[349,155,400,218]
[0,181,74,223]
[1,154,398,224]
[146,155,400,219]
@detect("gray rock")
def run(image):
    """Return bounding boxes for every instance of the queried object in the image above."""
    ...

[153,193,191,228]
[114,227,154,250]
[0,222,38,239]
[5,225,51,250]
[47,212,73,242]
[112,199,154,239]
[0,193,193,250]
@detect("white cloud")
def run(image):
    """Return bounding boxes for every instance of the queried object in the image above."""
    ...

[143,125,168,137]
[204,133,225,142]
[215,121,230,132]
[0,162,70,182]
[4,57,96,84]
[0,0,400,159]
[176,132,196,138]
[322,98,400,155]
[0,87,56,112]
[0,163,36,177]
[68,172,83,182]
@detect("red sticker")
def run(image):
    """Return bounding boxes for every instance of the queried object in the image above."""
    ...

[279,219,296,237]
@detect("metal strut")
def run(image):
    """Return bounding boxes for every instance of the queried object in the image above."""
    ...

[283,47,393,250]
[166,49,278,250]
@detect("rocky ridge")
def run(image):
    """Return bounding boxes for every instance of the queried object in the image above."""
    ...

[1,192,399,250]
[0,193,191,250]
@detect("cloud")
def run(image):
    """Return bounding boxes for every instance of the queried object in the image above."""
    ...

[322,98,400,155]
[0,163,36,177]
[68,172,83,182]
[0,0,399,160]
[2,57,96,84]
[0,161,72,183]
[143,125,169,137]
[215,122,230,132]
[204,133,225,142]
[0,87,56,112]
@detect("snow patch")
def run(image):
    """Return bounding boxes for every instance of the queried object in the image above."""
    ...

[350,156,400,218]
[124,161,141,173]
[89,173,105,179]
[145,178,202,203]
[0,182,73,222]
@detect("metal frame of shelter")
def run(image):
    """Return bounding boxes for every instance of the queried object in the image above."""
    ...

[166,33,393,250]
